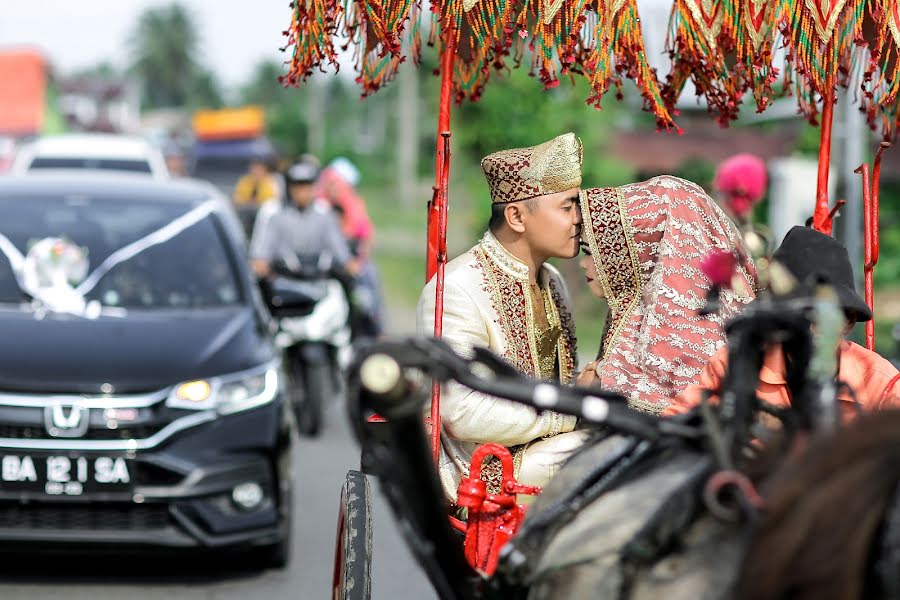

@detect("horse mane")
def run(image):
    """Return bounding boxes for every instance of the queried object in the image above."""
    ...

[737,410,900,600]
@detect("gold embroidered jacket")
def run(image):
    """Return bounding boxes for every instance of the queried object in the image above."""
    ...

[417,232,578,500]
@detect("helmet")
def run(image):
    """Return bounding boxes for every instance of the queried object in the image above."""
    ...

[284,161,319,185]
[328,157,360,187]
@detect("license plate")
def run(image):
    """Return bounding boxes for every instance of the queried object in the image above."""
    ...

[0,455,132,497]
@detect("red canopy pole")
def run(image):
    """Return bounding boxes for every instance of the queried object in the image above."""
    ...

[865,142,889,350]
[430,133,451,463]
[427,31,456,464]
[427,32,456,282]
[813,95,835,234]
[854,142,889,351]
[855,162,873,349]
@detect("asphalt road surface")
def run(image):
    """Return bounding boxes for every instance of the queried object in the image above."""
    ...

[0,400,437,600]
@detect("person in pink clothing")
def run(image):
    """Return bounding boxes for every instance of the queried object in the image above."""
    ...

[713,153,768,224]
[317,158,375,259]
[664,226,900,419]
[316,157,385,337]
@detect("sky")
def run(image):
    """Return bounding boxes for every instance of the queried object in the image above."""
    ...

[0,0,294,90]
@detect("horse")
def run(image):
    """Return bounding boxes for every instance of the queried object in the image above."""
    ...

[503,411,899,600]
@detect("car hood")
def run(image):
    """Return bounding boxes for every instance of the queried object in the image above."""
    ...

[0,306,274,394]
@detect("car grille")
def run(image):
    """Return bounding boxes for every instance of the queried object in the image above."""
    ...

[0,503,171,531]
[135,462,185,487]
[0,424,167,441]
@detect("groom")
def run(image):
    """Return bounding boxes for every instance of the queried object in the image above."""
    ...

[417,132,588,502]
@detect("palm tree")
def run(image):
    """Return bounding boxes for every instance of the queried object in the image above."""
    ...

[130,3,221,109]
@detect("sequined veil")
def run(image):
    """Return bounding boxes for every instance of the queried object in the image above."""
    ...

[580,176,758,414]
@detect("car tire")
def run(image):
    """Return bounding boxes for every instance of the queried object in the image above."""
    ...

[261,482,293,570]
[263,534,292,569]
[332,470,373,600]
[296,361,329,436]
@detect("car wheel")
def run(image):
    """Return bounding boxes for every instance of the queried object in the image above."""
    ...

[262,481,293,569]
[332,470,373,600]
[296,362,329,436]
[263,533,292,569]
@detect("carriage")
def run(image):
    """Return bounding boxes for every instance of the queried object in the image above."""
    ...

[279,1,898,597]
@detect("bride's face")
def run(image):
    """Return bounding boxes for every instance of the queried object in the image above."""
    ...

[579,253,605,299]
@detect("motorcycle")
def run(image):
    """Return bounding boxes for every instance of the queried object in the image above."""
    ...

[263,253,352,436]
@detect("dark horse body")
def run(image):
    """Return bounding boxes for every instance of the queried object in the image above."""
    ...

[507,411,899,600]
[349,292,899,600]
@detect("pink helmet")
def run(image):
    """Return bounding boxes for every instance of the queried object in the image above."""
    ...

[713,153,767,218]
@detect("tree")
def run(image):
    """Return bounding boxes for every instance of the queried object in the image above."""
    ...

[188,68,224,109]
[129,3,222,109]
[240,60,308,157]
[239,61,287,107]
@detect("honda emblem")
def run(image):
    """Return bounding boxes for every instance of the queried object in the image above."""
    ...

[44,402,90,438]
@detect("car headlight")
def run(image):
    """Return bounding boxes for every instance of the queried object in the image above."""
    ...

[174,380,212,403]
[217,368,279,415]
[167,365,280,415]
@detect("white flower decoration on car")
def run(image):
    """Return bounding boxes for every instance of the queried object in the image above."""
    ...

[21,237,99,318]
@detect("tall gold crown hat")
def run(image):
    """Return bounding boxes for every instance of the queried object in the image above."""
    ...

[481,133,583,204]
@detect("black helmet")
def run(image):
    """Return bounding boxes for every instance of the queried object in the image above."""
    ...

[284,161,319,185]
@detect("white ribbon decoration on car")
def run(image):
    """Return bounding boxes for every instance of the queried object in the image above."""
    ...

[77,201,217,295]
[0,200,218,318]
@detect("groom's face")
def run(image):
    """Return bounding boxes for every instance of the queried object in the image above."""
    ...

[521,188,582,259]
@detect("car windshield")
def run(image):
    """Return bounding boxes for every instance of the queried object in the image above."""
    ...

[28,157,153,173]
[0,194,242,309]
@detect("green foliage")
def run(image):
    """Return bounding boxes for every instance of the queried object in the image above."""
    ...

[239,61,287,107]
[129,3,223,110]
[239,61,305,157]
[874,181,900,289]
[42,83,67,135]
[187,68,224,109]
[456,68,626,182]
[448,68,635,236]
[793,122,822,158]
[673,158,715,191]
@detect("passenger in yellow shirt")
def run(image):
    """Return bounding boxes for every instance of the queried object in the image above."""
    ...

[233,158,279,205]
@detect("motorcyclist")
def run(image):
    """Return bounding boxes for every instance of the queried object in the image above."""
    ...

[250,159,358,279]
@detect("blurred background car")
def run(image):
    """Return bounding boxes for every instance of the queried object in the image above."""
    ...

[10,133,169,179]
[0,172,292,566]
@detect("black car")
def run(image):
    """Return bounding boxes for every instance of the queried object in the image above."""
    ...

[0,172,292,566]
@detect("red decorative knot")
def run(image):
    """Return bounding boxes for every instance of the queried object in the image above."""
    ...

[701,250,738,287]
[727,194,754,218]
[456,478,487,509]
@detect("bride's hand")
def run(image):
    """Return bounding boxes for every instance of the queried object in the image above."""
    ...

[576,361,599,387]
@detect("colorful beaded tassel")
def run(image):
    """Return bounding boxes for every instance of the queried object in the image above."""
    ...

[778,0,868,124]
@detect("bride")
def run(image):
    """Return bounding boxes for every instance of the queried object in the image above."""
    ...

[575,175,757,414]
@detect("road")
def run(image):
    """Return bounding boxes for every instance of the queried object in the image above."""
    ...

[0,400,437,600]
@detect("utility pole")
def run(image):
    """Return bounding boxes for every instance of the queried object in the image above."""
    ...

[838,89,866,283]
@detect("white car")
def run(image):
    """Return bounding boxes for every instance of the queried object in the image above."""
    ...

[11,133,169,179]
